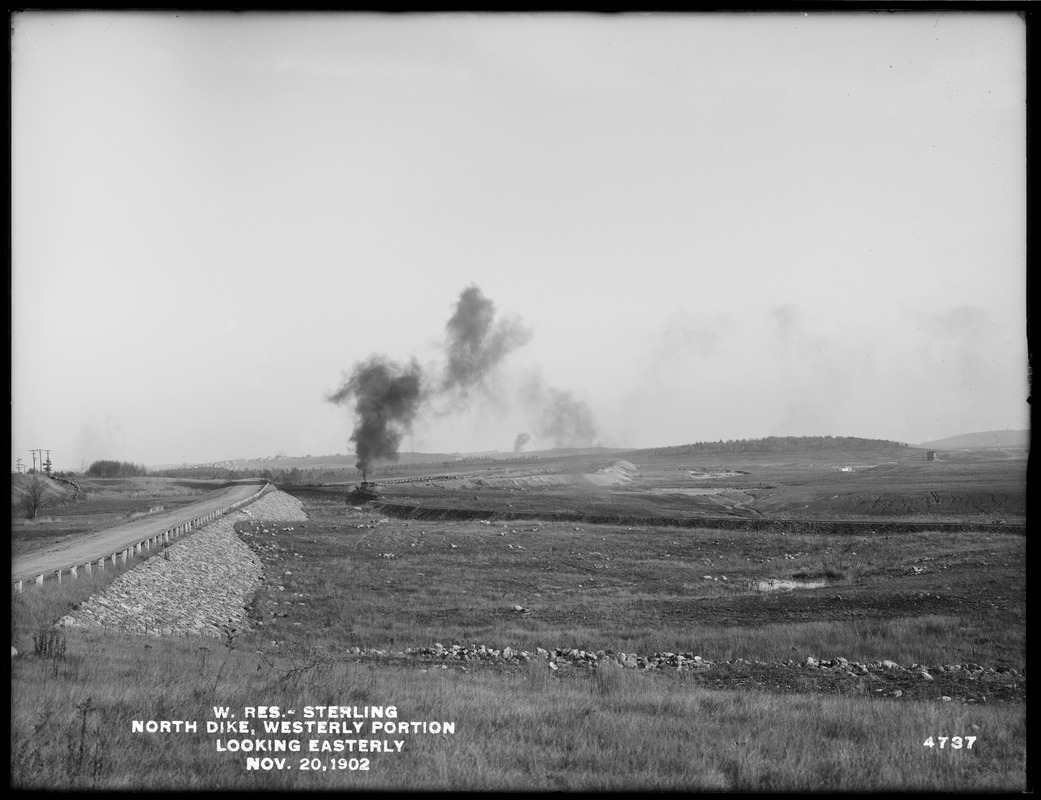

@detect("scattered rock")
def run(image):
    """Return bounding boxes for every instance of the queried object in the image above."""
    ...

[55,490,304,638]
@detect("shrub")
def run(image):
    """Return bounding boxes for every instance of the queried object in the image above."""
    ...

[20,475,54,520]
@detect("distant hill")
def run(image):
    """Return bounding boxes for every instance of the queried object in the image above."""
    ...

[916,429,1029,450]
[154,447,621,473]
[630,436,911,459]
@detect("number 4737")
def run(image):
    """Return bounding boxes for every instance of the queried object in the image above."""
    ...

[924,736,976,749]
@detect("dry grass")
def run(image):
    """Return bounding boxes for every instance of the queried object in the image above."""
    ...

[237,501,1025,670]
[9,482,1026,791]
[10,629,1026,791]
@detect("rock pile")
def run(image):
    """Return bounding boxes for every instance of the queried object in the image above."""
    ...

[338,641,1023,686]
[56,490,306,638]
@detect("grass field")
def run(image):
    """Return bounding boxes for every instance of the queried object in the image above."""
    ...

[9,445,1028,791]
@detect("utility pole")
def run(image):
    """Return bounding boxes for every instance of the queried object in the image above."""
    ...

[44,450,52,474]
[15,457,24,473]
[29,449,40,473]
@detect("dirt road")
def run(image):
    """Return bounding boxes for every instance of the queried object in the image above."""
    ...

[11,482,265,584]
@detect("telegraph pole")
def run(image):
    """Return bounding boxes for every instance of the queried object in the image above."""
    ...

[15,457,24,473]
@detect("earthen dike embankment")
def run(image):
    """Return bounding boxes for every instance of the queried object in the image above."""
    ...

[369,501,1025,536]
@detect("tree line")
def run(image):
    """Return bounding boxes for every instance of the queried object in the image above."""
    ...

[84,460,149,478]
[640,436,910,457]
[149,465,355,484]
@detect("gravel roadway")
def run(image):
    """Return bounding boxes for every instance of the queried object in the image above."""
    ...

[11,482,265,584]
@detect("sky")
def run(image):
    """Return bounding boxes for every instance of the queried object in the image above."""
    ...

[11,11,1029,471]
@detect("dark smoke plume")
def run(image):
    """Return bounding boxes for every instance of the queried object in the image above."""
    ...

[327,356,424,480]
[441,285,532,399]
[330,285,599,474]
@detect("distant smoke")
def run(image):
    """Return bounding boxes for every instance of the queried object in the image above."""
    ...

[441,285,532,399]
[329,285,598,474]
[523,376,598,449]
[327,356,424,480]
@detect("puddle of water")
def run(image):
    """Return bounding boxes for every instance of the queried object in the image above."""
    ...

[754,578,828,591]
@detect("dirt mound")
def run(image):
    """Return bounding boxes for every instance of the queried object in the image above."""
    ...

[10,474,74,502]
[584,460,639,487]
